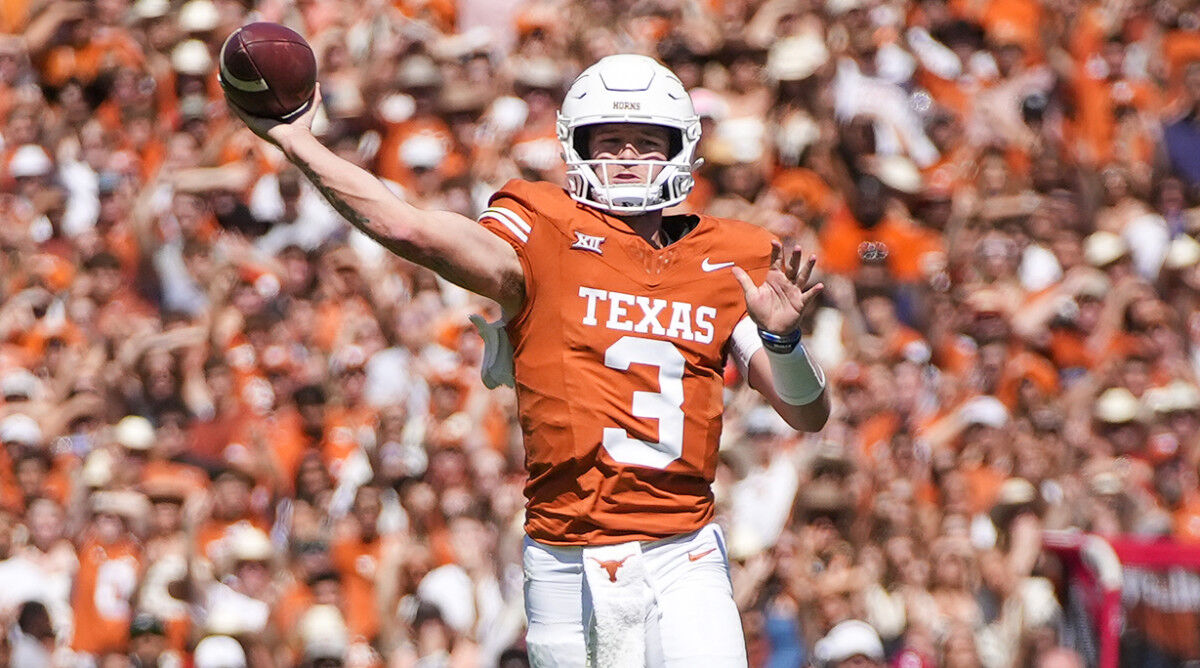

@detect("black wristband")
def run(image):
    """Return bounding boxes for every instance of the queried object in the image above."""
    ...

[758,328,801,354]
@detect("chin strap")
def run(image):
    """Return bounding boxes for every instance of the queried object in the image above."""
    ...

[468,314,515,389]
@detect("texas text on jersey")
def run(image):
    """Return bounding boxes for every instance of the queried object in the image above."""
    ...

[478,179,774,545]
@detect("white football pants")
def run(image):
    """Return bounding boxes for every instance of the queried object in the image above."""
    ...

[522,523,747,668]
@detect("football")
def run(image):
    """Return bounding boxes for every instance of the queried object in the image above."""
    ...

[219,22,317,120]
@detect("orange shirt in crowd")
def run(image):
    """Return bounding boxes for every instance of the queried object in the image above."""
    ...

[855,411,902,461]
[980,0,1043,56]
[71,537,142,655]
[963,464,1007,514]
[1164,31,1200,91]
[322,405,378,479]
[273,579,315,639]
[0,449,73,513]
[332,531,389,641]
[1048,329,1094,370]
[996,350,1060,409]
[883,326,928,363]
[1174,492,1200,543]
[771,168,835,215]
[818,205,871,276]
[140,460,209,498]
[40,29,144,87]
[0,0,32,33]
[1048,329,1137,371]
[195,517,272,565]
[1071,67,1159,166]
[394,0,457,33]
[229,407,308,488]
[314,296,374,352]
[818,205,945,282]
[919,68,980,119]
[922,146,975,195]
[376,117,464,191]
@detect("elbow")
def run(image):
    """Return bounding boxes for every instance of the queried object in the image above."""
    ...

[781,391,831,433]
[798,405,831,433]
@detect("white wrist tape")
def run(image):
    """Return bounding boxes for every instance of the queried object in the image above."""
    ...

[766,342,826,406]
[730,316,762,374]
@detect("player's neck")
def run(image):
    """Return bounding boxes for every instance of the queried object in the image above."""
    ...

[619,210,667,248]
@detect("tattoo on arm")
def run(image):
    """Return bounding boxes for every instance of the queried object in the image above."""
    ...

[293,158,374,231]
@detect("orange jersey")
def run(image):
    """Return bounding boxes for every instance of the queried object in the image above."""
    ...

[478,180,773,545]
[71,538,142,654]
[332,533,386,640]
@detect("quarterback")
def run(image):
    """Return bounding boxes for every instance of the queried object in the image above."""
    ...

[232,54,828,667]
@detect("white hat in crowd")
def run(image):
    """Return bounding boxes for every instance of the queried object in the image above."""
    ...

[8,144,53,179]
[958,395,1009,429]
[766,33,829,82]
[1095,387,1141,424]
[81,449,115,488]
[193,635,247,668]
[0,414,42,447]
[178,0,219,33]
[1,368,38,399]
[132,0,169,20]
[299,605,349,660]
[1144,381,1200,415]
[873,154,923,194]
[814,620,884,666]
[1083,231,1128,267]
[229,526,274,563]
[114,415,156,450]
[1164,235,1200,270]
[171,39,213,76]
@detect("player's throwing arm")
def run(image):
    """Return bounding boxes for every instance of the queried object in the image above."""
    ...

[220,25,526,316]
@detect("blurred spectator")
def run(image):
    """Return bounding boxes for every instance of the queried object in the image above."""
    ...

[128,611,174,667]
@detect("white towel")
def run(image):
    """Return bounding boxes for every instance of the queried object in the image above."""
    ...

[469,314,515,388]
[582,543,653,668]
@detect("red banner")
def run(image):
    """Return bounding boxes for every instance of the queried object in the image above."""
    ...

[1110,537,1200,662]
[1044,532,1200,667]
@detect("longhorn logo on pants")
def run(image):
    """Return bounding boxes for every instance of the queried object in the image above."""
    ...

[590,556,630,582]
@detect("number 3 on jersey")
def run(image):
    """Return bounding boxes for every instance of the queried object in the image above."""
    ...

[602,336,686,469]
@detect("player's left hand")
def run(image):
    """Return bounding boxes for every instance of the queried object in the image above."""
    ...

[732,241,823,336]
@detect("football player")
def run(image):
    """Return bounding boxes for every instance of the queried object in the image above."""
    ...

[231,54,829,667]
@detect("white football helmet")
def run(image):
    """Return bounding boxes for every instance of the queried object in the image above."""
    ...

[557,54,701,215]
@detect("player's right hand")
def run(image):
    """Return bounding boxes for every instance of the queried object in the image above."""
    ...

[227,83,322,151]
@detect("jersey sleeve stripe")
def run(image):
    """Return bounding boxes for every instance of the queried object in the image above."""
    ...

[484,206,533,234]
[479,210,529,243]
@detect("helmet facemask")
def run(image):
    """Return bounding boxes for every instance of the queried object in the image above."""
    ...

[561,122,699,215]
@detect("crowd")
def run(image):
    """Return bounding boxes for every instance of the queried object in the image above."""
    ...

[1,0,1200,666]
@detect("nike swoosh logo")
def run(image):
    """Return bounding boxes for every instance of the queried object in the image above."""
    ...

[701,258,735,272]
[687,548,716,562]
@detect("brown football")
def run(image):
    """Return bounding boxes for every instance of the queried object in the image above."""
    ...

[219,22,316,120]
